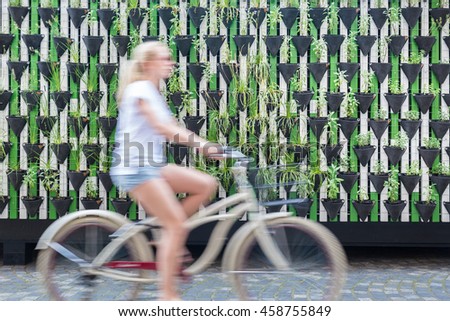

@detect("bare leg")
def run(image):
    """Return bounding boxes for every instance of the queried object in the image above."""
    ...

[129,178,187,300]
[161,164,218,217]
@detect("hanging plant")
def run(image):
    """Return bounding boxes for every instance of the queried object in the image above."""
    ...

[399,160,421,194]
[21,167,44,218]
[369,160,389,194]
[352,187,375,222]
[399,110,421,140]
[353,132,375,167]
[322,163,344,219]
[384,78,406,114]
[383,167,406,222]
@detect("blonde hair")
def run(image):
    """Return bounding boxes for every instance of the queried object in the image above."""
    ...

[116,41,169,104]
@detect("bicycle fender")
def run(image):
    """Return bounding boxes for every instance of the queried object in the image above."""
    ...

[35,210,133,250]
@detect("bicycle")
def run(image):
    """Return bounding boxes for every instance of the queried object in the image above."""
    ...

[35,149,348,301]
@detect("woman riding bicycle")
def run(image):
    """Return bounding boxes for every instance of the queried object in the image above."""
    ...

[110,41,221,300]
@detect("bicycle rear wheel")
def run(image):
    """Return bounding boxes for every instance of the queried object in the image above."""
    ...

[226,217,347,300]
[37,216,155,300]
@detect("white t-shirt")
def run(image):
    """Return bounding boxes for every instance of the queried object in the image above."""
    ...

[111,80,172,175]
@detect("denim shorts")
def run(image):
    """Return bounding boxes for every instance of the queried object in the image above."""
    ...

[110,166,162,192]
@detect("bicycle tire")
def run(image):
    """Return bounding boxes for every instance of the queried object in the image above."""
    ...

[37,216,155,300]
[225,217,348,300]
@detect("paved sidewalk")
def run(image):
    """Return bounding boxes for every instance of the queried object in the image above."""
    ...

[1,247,450,301]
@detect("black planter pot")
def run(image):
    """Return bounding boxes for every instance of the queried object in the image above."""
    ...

[429,174,450,196]
[6,116,27,137]
[383,146,405,166]
[277,116,299,138]
[446,146,450,159]
[37,61,58,81]
[142,35,161,43]
[67,170,89,192]
[201,90,223,111]
[264,35,283,56]
[418,147,440,169]
[169,91,188,107]
[97,63,117,84]
[8,6,29,26]
[80,197,103,210]
[321,198,344,220]
[187,63,206,83]
[51,197,73,217]
[415,93,436,115]
[356,35,377,56]
[183,116,205,135]
[309,7,327,30]
[0,34,14,54]
[291,36,312,57]
[66,62,88,84]
[444,201,450,215]
[23,143,45,162]
[36,115,56,137]
[369,119,390,140]
[326,92,344,112]
[287,145,309,163]
[280,7,299,30]
[22,196,44,218]
[111,35,131,57]
[338,172,359,194]
[173,35,194,57]
[352,200,375,222]
[129,8,147,28]
[429,8,450,27]
[384,200,406,222]
[264,199,285,213]
[112,198,133,216]
[399,174,420,194]
[321,144,342,165]
[98,171,113,192]
[233,35,255,56]
[82,36,104,56]
[370,62,392,83]
[68,116,89,138]
[388,35,408,56]
[53,36,73,58]
[219,7,238,28]
[430,63,450,85]
[249,7,267,28]
[337,62,359,82]
[355,93,376,114]
[50,91,71,113]
[158,7,175,29]
[322,34,345,56]
[414,36,436,57]
[188,6,207,28]
[400,63,422,84]
[82,144,102,166]
[97,8,116,30]
[0,196,10,214]
[384,93,406,114]
[7,61,28,81]
[98,116,117,138]
[82,91,104,113]
[292,91,313,112]
[50,143,71,164]
[204,35,225,56]
[308,117,328,138]
[292,198,312,217]
[338,7,359,29]
[430,120,450,139]
[0,142,12,162]
[307,62,329,83]
[443,94,450,107]
[20,90,42,111]
[353,145,376,167]
[169,143,189,165]
[67,7,89,29]
[217,63,238,85]
[415,201,436,223]
[8,169,26,190]
[278,63,299,83]
[0,90,12,111]
[38,7,58,29]
[369,8,388,29]
[402,7,422,29]
[369,173,389,194]
[399,119,421,140]
[338,118,359,140]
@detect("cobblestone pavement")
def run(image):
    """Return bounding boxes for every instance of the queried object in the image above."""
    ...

[0,247,450,301]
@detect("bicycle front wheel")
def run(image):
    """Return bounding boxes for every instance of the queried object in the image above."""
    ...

[37,216,155,300]
[227,217,347,300]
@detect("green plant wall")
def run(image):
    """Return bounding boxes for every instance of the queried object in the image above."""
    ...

[0,0,450,225]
